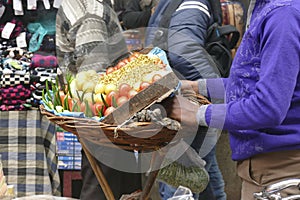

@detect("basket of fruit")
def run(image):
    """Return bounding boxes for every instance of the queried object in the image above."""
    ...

[40,48,209,151]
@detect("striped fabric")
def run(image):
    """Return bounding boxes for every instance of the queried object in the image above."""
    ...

[55,0,128,75]
[0,110,61,197]
[176,1,211,18]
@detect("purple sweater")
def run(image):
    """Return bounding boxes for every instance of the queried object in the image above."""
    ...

[197,0,300,161]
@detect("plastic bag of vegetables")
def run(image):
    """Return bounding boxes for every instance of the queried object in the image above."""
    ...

[157,140,209,193]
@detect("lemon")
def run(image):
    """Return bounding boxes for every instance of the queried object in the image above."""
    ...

[104,83,117,94]
[82,82,96,93]
[55,106,64,113]
[75,78,85,91]
[76,71,88,80]
[94,93,103,103]
[94,83,106,94]
[69,79,77,96]
[83,92,93,103]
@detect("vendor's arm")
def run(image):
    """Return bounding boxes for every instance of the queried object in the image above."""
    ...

[180,78,227,100]
[198,7,300,131]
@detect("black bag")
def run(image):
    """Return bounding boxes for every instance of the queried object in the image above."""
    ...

[152,0,240,77]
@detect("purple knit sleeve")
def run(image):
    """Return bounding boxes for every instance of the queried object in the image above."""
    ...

[197,7,300,130]
[197,78,227,99]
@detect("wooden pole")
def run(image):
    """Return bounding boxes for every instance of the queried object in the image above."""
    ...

[140,151,165,200]
[80,141,115,200]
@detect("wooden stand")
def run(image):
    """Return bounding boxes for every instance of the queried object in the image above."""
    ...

[80,139,166,200]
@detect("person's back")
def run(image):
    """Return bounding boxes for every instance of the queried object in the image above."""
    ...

[122,0,159,29]
[145,0,226,199]
[56,0,127,75]
[56,0,142,199]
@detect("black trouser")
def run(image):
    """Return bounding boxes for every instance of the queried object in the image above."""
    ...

[80,150,142,200]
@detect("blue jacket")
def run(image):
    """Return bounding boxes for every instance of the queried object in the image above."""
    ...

[146,0,220,80]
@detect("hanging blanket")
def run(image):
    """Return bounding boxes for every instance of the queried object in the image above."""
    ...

[0,110,61,197]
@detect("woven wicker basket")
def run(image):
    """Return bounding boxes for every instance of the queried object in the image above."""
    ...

[40,105,181,151]
[40,90,210,151]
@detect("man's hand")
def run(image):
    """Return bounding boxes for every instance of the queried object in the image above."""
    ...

[180,80,199,95]
[161,95,200,127]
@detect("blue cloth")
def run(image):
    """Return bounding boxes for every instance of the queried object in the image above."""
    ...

[0,110,61,197]
[203,147,226,200]
[197,0,300,161]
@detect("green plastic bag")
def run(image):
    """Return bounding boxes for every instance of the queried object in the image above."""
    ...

[157,140,209,193]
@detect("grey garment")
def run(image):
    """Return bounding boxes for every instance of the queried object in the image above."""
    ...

[139,0,159,10]
[56,0,127,75]
[246,0,256,30]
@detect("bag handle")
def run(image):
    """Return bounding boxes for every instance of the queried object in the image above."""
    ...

[207,23,240,49]
[218,24,240,49]
[158,0,183,28]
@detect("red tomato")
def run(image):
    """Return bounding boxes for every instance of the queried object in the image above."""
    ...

[94,102,105,116]
[152,74,163,82]
[99,73,104,78]
[122,58,129,64]
[58,90,66,106]
[116,61,126,69]
[118,83,132,97]
[89,102,97,116]
[67,98,74,111]
[71,100,81,112]
[106,67,115,74]
[127,89,138,99]
[106,91,119,107]
[80,101,86,112]
[128,54,137,62]
[139,81,151,91]
[132,52,141,58]
[117,96,128,106]
[104,106,116,116]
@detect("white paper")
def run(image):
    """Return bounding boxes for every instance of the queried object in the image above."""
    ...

[16,32,27,48]
[1,22,16,39]
[13,0,23,11]
[0,6,5,18]
[14,10,24,15]
[43,0,51,9]
[27,0,37,10]
[53,0,62,8]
